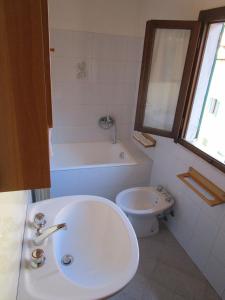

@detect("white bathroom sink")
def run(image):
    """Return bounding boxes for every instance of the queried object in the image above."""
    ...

[18,195,139,300]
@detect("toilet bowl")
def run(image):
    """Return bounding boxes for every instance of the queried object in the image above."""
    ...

[116,186,174,238]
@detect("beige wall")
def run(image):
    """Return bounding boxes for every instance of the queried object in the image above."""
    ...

[137,0,225,36]
[0,191,30,300]
[48,0,141,36]
[137,0,196,36]
[48,0,225,37]
[194,0,225,12]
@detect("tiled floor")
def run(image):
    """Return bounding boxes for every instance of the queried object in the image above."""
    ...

[109,224,221,300]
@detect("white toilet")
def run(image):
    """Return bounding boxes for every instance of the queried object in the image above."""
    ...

[116,186,174,238]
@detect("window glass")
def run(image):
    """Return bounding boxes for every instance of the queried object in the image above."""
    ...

[144,28,190,131]
[185,23,225,164]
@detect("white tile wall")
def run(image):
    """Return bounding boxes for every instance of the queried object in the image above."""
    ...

[212,220,225,267]
[137,135,225,297]
[50,29,142,144]
[0,191,30,300]
[204,256,225,295]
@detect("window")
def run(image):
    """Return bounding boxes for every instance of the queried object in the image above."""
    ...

[135,7,225,173]
[185,23,225,164]
[179,7,225,173]
[135,20,201,138]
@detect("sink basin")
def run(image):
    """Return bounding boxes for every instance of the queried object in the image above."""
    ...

[18,195,139,300]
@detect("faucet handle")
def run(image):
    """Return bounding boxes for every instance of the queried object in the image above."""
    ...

[33,213,46,230]
[31,248,45,268]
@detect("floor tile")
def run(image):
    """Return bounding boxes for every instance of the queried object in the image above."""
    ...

[138,238,164,260]
[109,225,221,300]
[201,284,222,300]
[143,280,174,300]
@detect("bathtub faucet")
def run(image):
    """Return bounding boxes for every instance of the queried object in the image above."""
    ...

[98,115,117,144]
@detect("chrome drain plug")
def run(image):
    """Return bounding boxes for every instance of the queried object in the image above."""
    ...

[61,254,73,266]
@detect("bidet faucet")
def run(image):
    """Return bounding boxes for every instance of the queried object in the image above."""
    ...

[33,223,67,245]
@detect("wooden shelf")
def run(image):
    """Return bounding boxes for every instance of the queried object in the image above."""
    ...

[177,167,225,206]
[133,131,156,148]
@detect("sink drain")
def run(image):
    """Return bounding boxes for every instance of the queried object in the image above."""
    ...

[61,254,73,266]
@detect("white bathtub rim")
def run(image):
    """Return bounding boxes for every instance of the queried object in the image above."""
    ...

[51,161,137,171]
[50,141,138,171]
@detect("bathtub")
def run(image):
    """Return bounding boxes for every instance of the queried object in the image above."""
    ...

[50,141,152,200]
[51,142,137,170]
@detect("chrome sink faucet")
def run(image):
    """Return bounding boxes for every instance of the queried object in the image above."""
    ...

[33,223,67,245]
[33,213,67,245]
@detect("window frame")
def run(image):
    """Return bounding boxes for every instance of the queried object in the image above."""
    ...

[177,6,225,174]
[134,20,201,138]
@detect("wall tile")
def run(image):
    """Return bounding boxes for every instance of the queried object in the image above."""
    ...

[126,37,144,62]
[51,123,131,144]
[50,29,139,143]
[51,125,109,143]
[50,29,72,58]
[51,56,91,84]
[167,217,195,251]
[177,198,222,272]
[51,56,77,83]
[110,83,136,105]
[92,33,128,61]
[53,104,107,127]
[125,61,141,83]
[90,60,127,83]
[199,200,225,226]
[52,81,91,106]
[172,193,201,229]
[107,104,132,125]
[88,83,115,105]
[50,29,92,59]
[71,31,92,58]
[211,225,225,267]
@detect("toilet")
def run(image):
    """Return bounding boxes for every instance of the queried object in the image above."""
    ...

[116,186,174,238]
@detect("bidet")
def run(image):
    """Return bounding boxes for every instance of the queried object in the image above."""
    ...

[116,186,175,237]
